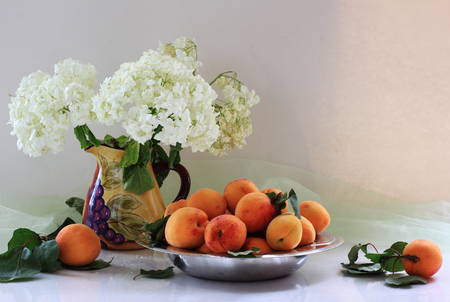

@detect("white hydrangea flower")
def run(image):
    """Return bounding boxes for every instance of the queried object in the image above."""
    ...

[93,49,219,151]
[157,37,202,71]
[8,59,97,157]
[208,75,260,156]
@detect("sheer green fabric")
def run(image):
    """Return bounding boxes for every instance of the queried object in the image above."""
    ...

[1,159,449,254]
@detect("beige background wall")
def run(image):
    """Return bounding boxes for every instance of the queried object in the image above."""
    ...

[1,1,449,203]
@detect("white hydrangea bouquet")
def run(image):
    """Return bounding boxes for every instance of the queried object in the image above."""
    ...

[9,37,259,194]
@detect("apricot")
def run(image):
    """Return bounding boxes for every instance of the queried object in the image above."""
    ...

[165,207,209,249]
[164,199,187,217]
[266,213,302,251]
[187,188,227,220]
[55,224,101,267]
[297,216,316,247]
[299,200,330,233]
[223,178,259,214]
[261,188,289,213]
[195,242,213,254]
[402,239,443,278]
[241,237,273,255]
[234,192,278,233]
[204,214,247,253]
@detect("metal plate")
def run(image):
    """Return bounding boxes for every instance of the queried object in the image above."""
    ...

[135,232,344,281]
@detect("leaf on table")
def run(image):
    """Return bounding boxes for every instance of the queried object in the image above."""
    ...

[341,262,383,274]
[8,228,42,252]
[385,274,427,286]
[347,243,368,264]
[32,240,59,273]
[136,266,174,279]
[62,258,113,270]
[0,246,42,282]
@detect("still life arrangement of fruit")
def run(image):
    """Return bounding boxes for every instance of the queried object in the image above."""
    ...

[0,177,443,285]
[143,178,330,256]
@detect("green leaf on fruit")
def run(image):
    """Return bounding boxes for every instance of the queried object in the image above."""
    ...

[385,274,427,286]
[65,197,85,215]
[228,247,261,258]
[62,258,114,270]
[287,189,301,219]
[135,266,174,279]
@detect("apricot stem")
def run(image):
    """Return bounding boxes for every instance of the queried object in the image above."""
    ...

[402,255,420,262]
[366,243,379,253]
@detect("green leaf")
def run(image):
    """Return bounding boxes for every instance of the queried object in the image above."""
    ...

[0,246,42,282]
[47,217,76,240]
[268,192,287,215]
[143,215,170,242]
[151,144,169,163]
[123,165,155,195]
[365,252,390,263]
[119,140,140,168]
[84,125,101,147]
[136,141,151,167]
[62,258,113,270]
[347,243,368,264]
[341,262,383,274]
[103,134,129,149]
[73,124,101,149]
[32,240,59,273]
[381,241,408,272]
[228,247,260,258]
[74,125,93,149]
[385,274,427,286]
[65,197,85,215]
[8,228,42,252]
[136,266,174,279]
[287,189,301,219]
[168,143,182,168]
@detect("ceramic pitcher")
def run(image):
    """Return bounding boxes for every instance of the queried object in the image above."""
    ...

[81,145,190,250]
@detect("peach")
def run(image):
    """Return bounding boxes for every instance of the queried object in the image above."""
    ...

[402,239,443,278]
[299,200,330,233]
[261,188,289,213]
[56,224,101,266]
[223,178,259,214]
[297,216,316,247]
[164,199,187,217]
[266,213,302,251]
[165,207,209,249]
[234,192,278,233]
[204,214,247,253]
[241,237,273,255]
[187,188,227,220]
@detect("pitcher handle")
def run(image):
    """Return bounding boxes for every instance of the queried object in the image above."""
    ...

[152,162,191,203]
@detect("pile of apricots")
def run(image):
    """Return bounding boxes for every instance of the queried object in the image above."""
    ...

[162,178,330,255]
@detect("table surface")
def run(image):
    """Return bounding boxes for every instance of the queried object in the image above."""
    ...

[1,243,448,302]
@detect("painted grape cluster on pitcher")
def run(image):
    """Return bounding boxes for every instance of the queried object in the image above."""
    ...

[86,152,145,248]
